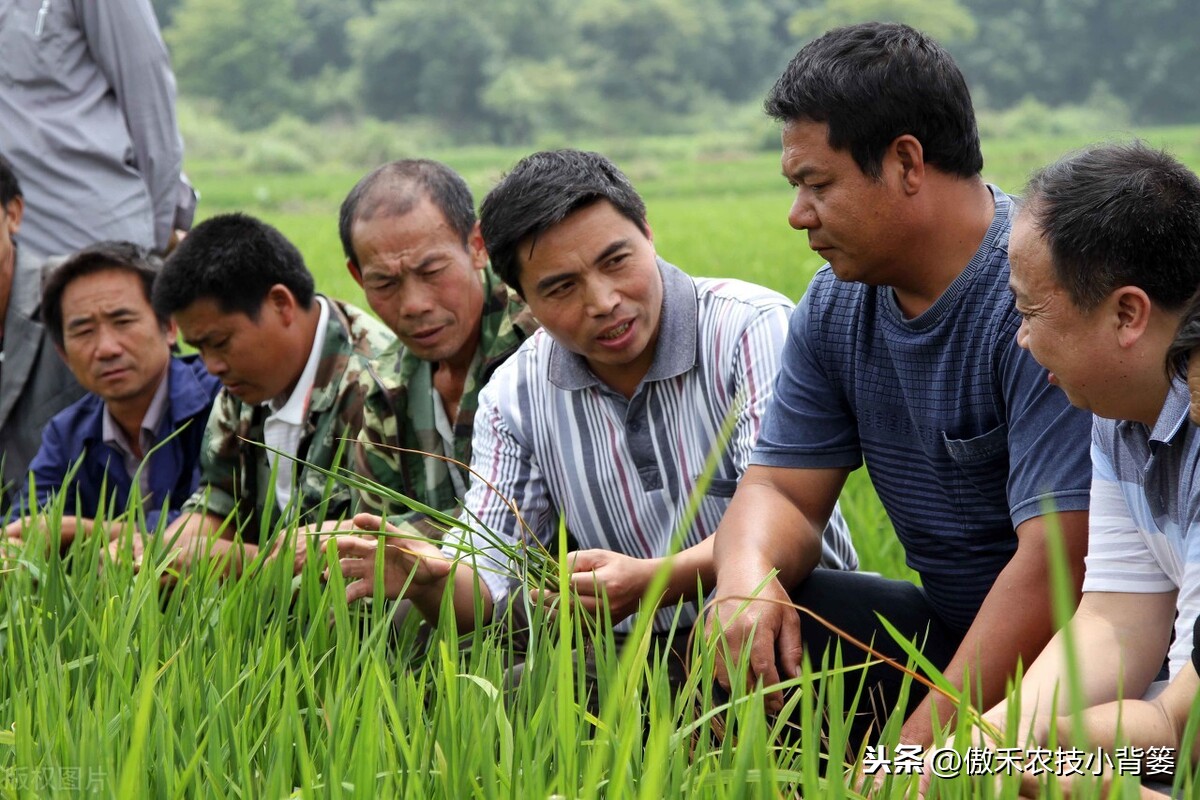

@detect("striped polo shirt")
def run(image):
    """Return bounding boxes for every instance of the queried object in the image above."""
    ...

[1085,380,1200,677]
[454,259,857,633]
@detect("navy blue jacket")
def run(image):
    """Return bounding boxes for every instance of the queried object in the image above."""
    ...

[15,356,220,530]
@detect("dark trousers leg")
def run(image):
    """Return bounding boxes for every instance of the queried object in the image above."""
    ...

[787,570,962,750]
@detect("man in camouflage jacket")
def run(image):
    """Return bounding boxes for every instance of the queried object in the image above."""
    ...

[338,161,536,525]
[189,295,392,541]
[118,213,393,576]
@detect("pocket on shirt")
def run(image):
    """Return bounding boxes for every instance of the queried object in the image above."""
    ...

[0,3,72,85]
[941,424,1010,503]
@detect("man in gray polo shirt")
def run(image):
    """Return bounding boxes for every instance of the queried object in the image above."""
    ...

[329,150,856,649]
[0,0,189,258]
[978,142,1200,774]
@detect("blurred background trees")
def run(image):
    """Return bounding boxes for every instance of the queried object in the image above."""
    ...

[151,0,1200,143]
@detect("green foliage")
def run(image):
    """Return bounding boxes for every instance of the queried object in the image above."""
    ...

[168,0,308,129]
[161,0,1200,141]
[789,0,977,45]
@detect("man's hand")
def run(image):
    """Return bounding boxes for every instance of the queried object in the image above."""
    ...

[705,574,802,714]
[106,531,244,583]
[269,520,346,576]
[529,549,658,623]
[323,513,452,603]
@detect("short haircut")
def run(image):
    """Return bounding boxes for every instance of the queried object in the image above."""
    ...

[153,213,315,320]
[0,153,23,206]
[479,149,648,295]
[339,159,476,270]
[765,21,983,180]
[43,241,166,349]
[1022,141,1200,318]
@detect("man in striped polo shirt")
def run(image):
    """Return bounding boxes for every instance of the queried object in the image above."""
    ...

[331,149,857,660]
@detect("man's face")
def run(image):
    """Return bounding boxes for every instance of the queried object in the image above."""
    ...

[174,289,302,406]
[59,268,174,405]
[349,197,486,366]
[1009,213,1114,415]
[517,200,663,393]
[781,120,907,285]
[0,196,22,276]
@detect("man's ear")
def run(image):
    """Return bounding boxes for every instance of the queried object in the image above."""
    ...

[266,283,298,326]
[346,259,364,288]
[468,221,488,271]
[3,195,23,235]
[1113,286,1153,348]
[164,318,179,348]
[892,134,926,195]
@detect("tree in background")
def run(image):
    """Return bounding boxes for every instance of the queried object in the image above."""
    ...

[160,0,1200,142]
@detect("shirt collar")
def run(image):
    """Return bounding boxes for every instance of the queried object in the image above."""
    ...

[547,258,698,391]
[1148,376,1191,446]
[267,295,330,424]
[101,364,172,447]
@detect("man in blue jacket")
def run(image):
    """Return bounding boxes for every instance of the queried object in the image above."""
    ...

[5,241,220,546]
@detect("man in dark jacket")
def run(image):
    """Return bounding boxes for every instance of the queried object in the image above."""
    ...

[6,241,219,544]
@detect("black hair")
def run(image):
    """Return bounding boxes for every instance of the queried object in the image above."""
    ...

[153,213,315,319]
[1167,288,1200,377]
[43,241,166,349]
[1022,142,1200,329]
[479,149,648,295]
[765,21,983,180]
[338,159,476,270]
[0,153,23,206]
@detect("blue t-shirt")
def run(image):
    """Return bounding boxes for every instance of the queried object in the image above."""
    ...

[752,187,1092,633]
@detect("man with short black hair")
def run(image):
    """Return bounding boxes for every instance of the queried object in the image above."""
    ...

[133,213,393,572]
[0,154,85,506]
[982,143,1200,757]
[705,22,1093,748]
[339,160,536,522]
[330,150,856,658]
[6,242,220,543]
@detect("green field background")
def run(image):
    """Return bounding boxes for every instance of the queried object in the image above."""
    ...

[3,125,1198,798]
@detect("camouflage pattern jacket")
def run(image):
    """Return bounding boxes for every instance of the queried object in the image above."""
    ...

[183,297,394,542]
[354,266,537,519]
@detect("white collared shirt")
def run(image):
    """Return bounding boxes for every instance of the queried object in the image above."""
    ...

[263,297,329,513]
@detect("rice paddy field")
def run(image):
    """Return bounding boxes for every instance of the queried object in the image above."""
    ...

[4,124,1200,797]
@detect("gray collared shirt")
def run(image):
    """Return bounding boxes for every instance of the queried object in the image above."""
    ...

[0,0,184,257]
[1086,378,1200,677]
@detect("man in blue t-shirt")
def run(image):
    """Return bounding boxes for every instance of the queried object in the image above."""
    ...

[705,22,1093,749]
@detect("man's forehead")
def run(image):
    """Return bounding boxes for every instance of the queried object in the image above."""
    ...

[61,272,151,311]
[176,298,250,332]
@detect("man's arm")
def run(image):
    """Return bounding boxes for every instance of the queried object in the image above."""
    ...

[706,463,850,712]
[1052,659,1199,764]
[78,0,183,251]
[900,510,1089,746]
[984,588,1178,743]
